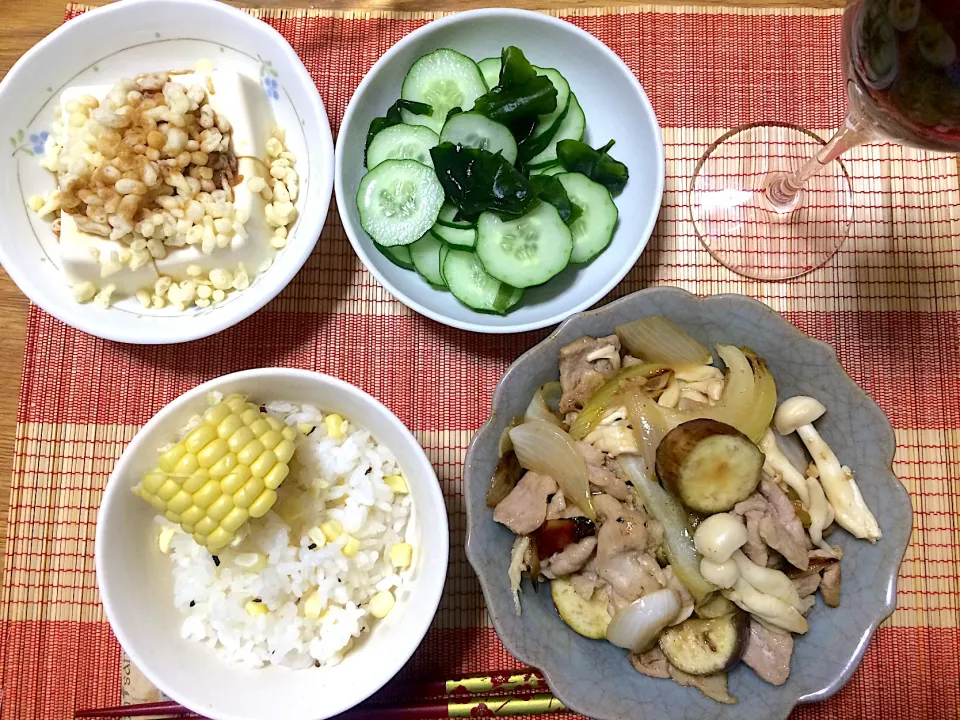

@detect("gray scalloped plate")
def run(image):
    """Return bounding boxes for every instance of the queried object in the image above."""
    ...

[464,287,912,720]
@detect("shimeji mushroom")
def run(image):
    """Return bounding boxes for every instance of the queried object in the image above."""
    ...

[774,397,882,543]
[694,513,809,633]
[758,428,810,507]
[583,405,639,455]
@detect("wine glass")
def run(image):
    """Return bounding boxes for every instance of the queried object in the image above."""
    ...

[688,0,960,281]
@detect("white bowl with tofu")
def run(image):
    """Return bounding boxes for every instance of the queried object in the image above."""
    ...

[97,368,449,720]
[0,0,333,343]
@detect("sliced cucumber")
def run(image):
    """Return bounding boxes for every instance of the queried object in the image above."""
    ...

[557,172,618,263]
[431,203,478,248]
[357,159,445,247]
[443,248,523,313]
[409,231,447,287]
[530,163,564,177]
[478,57,501,90]
[440,112,518,165]
[400,49,487,133]
[375,242,415,270]
[531,67,571,137]
[528,94,585,166]
[367,123,439,169]
[476,202,572,288]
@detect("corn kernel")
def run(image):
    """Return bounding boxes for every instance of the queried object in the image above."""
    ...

[263,462,289,490]
[221,507,249,532]
[321,520,342,542]
[259,429,282,450]
[157,479,180,501]
[209,452,239,479]
[324,414,344,439]
[192,532,206,544]
[192,479,221,509]
[303,590,324,619]
[198,437,229,468]
[207,527,232,551]
[296,422,315,436]
[389,543,413,569]
[220,470,246,494]
[248,489,277,518]
[141,471,166,494]
[225,425,254,453]
[149,496,166,512]
[216,413,244,440]
[265,416,284,432]
[240,408,260,425]
[158,527,176,554]
[250,449,278,478]
[182,523,195,534]
[281,425,298,441]
[183,469,209,493]
[383,475,408,494]
[168,490,192,514]
[185,424,217,453]
[158,444,186,473]
[174,452,200,476]
[238,439,264,466]
[342,534,360,557]
[369,590,395,619]
[234,476,265,508]
[204,402,232,426]
[249,418,270,437]
[274,495,307,526]
[164,510,181,524]
[274,439,295,464]
[245,601,268,616]
[194,516,217,536]
[225,395,248,413]
[207,494,234,522]
[307,526,327,548]
[181,506,204,525]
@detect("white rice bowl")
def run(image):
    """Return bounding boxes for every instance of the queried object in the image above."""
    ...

[159,396,413,669]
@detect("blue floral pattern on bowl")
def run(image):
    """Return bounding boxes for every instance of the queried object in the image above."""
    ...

[259,57,280,101]
[29,131,50,155]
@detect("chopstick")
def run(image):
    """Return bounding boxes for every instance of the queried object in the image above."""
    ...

[74,668,557,719]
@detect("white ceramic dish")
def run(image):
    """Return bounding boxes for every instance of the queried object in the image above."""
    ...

[335,8,664,334]
[0,0,333,344]
[96,369,448,720]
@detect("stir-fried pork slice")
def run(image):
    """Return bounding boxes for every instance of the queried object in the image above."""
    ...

[593,494,664,601]
[493,472,558,535]
[792,572,822,598]
[741,510,769,567]
[630,647,671,679]
[820,563,841,607]
[576,442,631,500]
[558,335,621,413]
[668,666,737,704]
[759,480,809,570]
[742,618,793,686]
[546,491,566,520]
[542,536,598,578]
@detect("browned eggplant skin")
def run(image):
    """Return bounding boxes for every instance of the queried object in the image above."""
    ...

[486,450,522,508]
[655,418,763,513]
[658,611,750,676]
[533,517,597,558]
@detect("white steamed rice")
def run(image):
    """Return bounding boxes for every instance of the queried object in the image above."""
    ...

[158,396,413,669]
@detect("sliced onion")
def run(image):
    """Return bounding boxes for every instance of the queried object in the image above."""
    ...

[540,382,563,416]
[524,387,562,426]
[509,420,596,519]
[741,352,777,444]
[569,363,667,440]
[619,454,716,603]
[623,390,671,470]
[508,536,531,616]
[605,588,681,652]
[616,316,712,368]
[498,418,520,457]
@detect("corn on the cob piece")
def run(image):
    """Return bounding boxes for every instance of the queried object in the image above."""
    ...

[134,394,298,551]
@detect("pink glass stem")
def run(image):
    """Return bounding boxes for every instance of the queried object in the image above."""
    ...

[766,110,874,210]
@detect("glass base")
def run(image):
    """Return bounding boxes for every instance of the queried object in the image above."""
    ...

[688,123,855,281]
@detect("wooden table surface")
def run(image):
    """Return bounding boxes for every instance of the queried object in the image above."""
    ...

[0,0,849,567]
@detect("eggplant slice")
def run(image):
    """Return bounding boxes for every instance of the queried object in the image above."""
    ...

[551,577,611,640]
[656,419,764,513]
[659,611,749,676]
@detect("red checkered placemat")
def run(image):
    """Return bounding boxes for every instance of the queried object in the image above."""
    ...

[1,5,959,719]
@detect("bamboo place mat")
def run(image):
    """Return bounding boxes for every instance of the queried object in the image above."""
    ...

[2,4,959,720]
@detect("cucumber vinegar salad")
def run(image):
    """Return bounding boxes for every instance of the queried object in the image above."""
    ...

[357,46,629,314]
